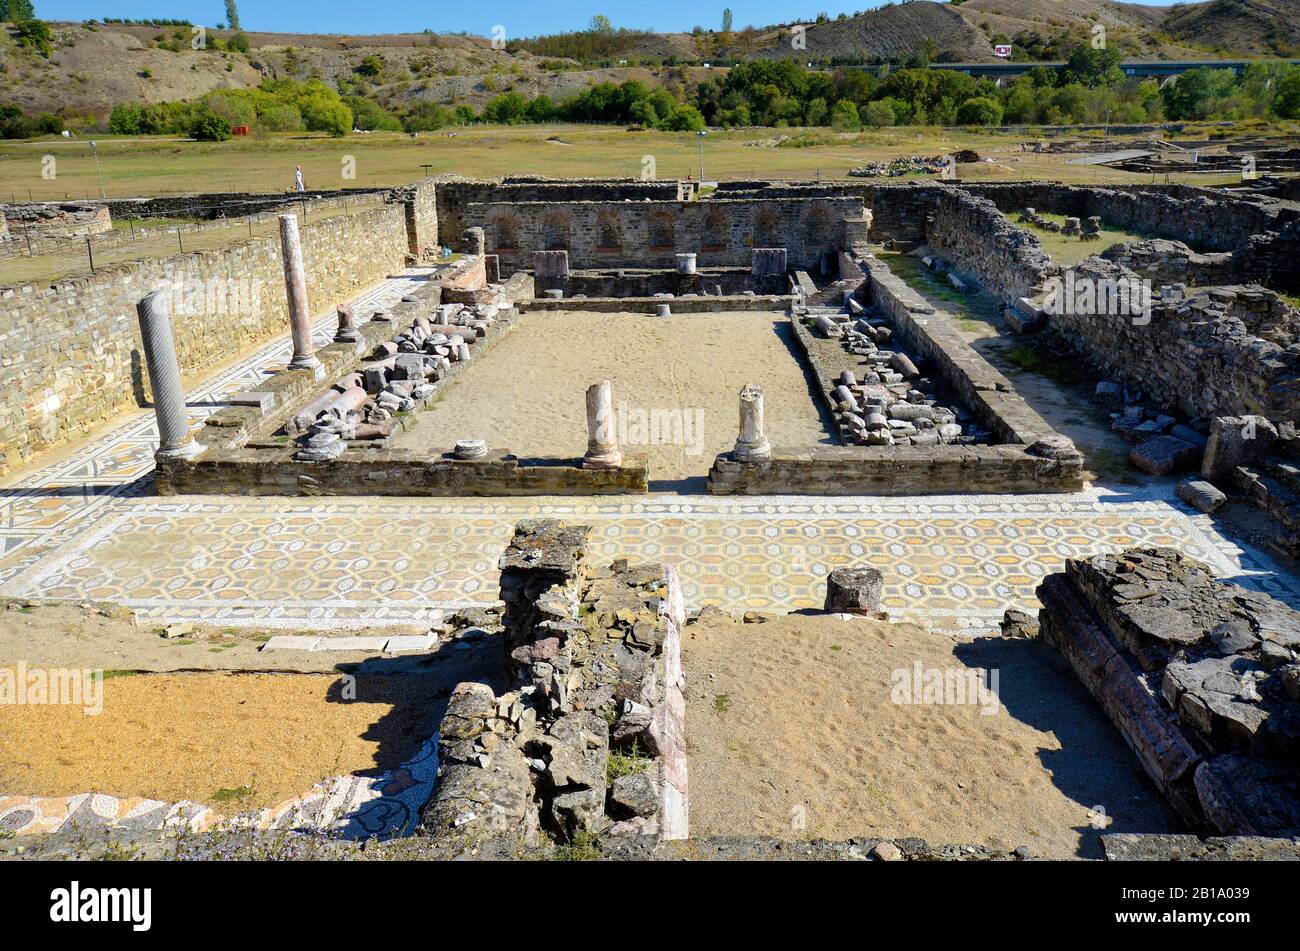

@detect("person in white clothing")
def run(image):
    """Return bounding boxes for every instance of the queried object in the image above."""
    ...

[294,166,305,192]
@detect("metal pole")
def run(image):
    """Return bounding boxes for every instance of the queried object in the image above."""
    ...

[86,237,94,272]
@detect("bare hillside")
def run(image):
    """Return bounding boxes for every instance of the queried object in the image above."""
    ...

[736,3,994,61]
[1162,0,1300,55]
[0,23,263,118]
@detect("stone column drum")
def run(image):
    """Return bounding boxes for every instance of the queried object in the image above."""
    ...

[733,382,771,462]
[278,214,322,374]
[583,380,622,469]
[136,289,200,460]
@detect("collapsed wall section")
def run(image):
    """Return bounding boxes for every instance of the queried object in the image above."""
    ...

[1038,547,1300,838]
[422,519,688,847]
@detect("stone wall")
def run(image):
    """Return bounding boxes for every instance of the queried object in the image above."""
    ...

[0,199,413,471]
[707,442,1082,495]
[103,188,387,221]
[714,179,1300,254]
[2,201,112,239]
[435,178,686,248]
[390,179,439,260]
[923,189,1057,302]
[422,520,688,846]
[1048,259,1300,426]
[1039,547,1300,837]
[470,197,864,270]
[961,181,1298,252]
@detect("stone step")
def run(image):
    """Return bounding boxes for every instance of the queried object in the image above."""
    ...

[1267,460,1300,497]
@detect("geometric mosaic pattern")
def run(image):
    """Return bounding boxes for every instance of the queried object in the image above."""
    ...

[0,268,1296,636]
[3,486,1296,636]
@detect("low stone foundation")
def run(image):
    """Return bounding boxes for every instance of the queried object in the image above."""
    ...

[707,442,1080,495]
[1038,547,1300,837]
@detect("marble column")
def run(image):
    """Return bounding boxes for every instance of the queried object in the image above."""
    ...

[582,380,622,469]
[278,214,321,373]
[733,382,771,462]
[136,289,199,460]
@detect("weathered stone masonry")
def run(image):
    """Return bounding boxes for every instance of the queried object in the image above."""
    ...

[0,182,437,471]
[470,197,865,271]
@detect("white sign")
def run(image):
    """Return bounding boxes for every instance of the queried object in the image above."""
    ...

[993,44,1012,58]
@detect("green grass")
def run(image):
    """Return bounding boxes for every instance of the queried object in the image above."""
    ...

[606,740,651,783]
[1016,210,1150,267]
[211,783,256,804]
[713,694,731,715]
[553,829,602,861]
[0,122,1263,205]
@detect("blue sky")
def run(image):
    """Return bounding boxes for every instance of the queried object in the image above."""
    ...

[37,0,1172,41]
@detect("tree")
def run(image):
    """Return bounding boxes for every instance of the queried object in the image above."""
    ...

[589,14,612,33]
[955,96,1003,126]
[189,110,232,141]
[224,0,241,30]
[1061,45,1122,88]
[862,100,894,128]
[1277,66,1300,119]
[227,31,250,53]
[4,0,36,22]
[662,103,705,131]
[721,8,733,33]
[829,99,860,131]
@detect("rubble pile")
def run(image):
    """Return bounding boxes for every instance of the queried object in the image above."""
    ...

[291,300,512,461]
[420,519,687,847]
[806,302,987,447]
[1039,547,1300,837]
[848,156,949,178]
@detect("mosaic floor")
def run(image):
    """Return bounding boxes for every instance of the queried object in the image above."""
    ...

[0,270,1297,636]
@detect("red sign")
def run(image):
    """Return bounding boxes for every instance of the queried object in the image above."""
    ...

[993,44,1012,58]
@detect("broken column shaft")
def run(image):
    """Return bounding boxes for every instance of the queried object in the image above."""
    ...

[583,380,622,469]
[733,382,772,462]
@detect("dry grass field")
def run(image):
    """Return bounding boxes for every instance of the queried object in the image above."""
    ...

[0,121,1269,204]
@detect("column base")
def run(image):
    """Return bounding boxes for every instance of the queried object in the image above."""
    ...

[582,447,624,470]
[732,438,771,463]
[288,355,325,380]
[154,441,202,463]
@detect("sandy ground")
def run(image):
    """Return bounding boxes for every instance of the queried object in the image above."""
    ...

[681,612,1179,859]
[392,310,834,487]
[0,600,434,673]
[0,671,443,808]
[0,601,508,808]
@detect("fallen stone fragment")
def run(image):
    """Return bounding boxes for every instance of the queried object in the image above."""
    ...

[1176,478,1227,514]
[1130,435,1200,476]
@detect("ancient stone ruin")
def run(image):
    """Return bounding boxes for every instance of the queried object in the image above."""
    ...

[424,520,687,846]
[1039,547,1300,837]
